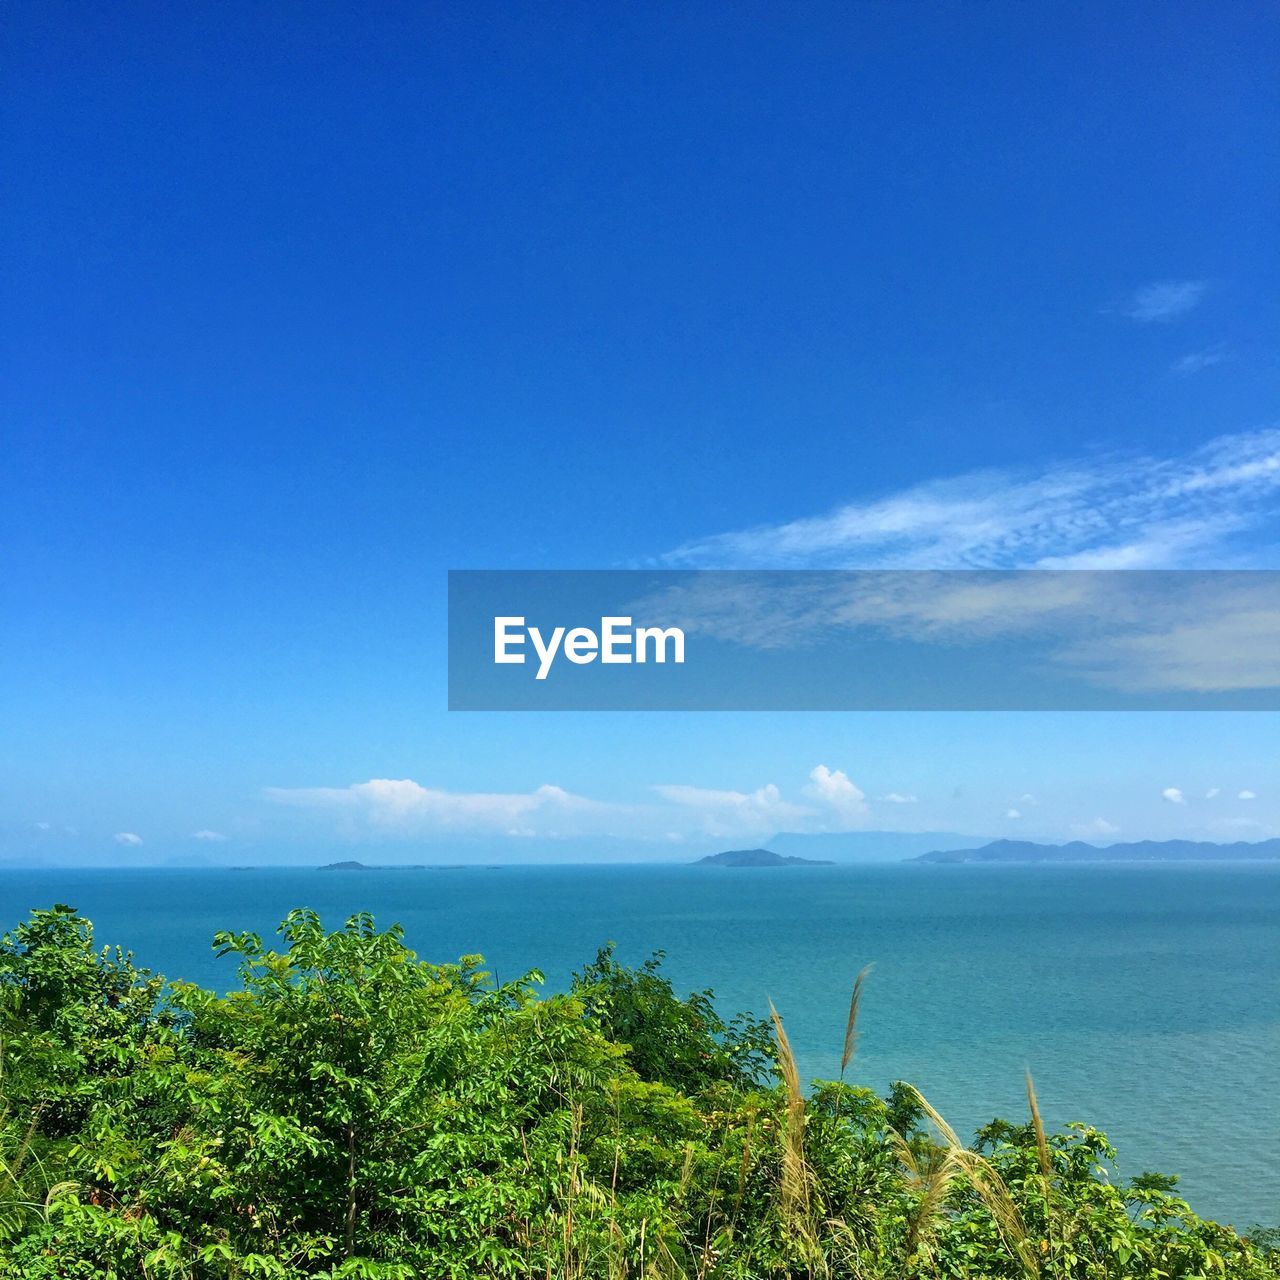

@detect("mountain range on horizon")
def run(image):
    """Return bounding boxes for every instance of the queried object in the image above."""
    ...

[6,831,1280,870]
[913,837,1280,864]
[0,829,984,868]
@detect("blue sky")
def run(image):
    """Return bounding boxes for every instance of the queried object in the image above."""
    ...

[3,2,1278,861]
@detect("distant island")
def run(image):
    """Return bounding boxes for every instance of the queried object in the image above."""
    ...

[913,837,1280,865]
[696,847,833,867]
[318,860,428,871]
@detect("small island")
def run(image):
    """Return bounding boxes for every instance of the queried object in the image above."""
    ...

[318,860,428,871]
[696,847,833,867]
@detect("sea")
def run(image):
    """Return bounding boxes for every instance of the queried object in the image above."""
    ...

[1,861,1276,1227]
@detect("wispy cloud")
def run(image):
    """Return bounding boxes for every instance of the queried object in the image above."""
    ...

[266,778,611,838]
[1172,344,1229,376]
[1117,279,1207,323]
[652,781,812,839]
[114,831,143,846]
[1060,581,1280,691]
[635,568,1280,697]
[192,829,227,842]
[663,430,1280,571]
[1162,787,1186,805]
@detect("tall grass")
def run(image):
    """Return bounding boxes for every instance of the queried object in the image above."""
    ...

[768,1000,810,1222]
[905,1086,1042,1278]
[839,965,873,1081]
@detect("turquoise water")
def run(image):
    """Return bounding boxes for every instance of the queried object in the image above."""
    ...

[1,863,1276,1227]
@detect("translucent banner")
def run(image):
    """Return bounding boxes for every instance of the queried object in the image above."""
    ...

[448,570,1280,710]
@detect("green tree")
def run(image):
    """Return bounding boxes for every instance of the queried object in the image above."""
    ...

[0,905,1274,1280]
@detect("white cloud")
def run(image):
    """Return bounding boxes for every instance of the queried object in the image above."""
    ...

[804,765,870,825]
[1117,279,1207,323]
[655,765,869,838]
[114,831,143,846]
[192,829,228,842]
[1172,345,1228,375]
[639,563,1280,699]
[1161,787,1186,805]
[1062,588,1280,692]
[267,778,612,838]
[882,792,918,804]
[1073,817,1120,838]
[663,430,1280,572]
[1206,787,1221,799]
[1238,789,1257,800]
[1005,808,1022,820]
[32,821,51,831]
[652,781,812,840]
[269,767,882,845]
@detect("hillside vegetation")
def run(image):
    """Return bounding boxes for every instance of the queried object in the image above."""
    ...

[0,905,1274,1278]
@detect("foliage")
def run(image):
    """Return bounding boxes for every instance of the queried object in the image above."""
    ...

[570,943,774,1093]
[0,905,1273,1278]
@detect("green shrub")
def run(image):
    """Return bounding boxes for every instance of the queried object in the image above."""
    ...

[0,906,1274,1278]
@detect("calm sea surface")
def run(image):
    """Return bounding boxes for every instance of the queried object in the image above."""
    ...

[1,863,1276,1226]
